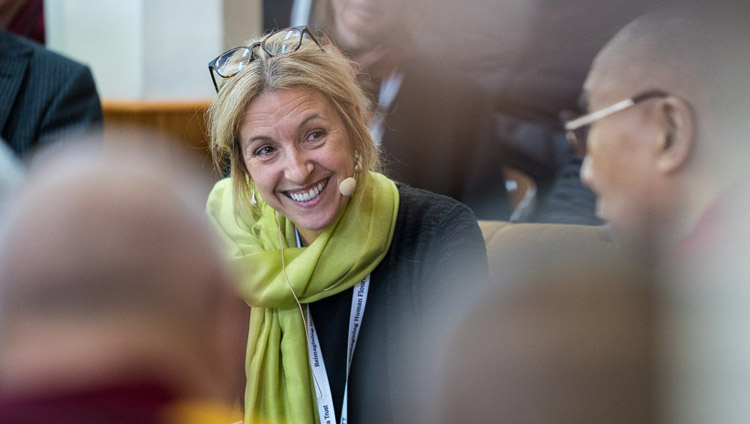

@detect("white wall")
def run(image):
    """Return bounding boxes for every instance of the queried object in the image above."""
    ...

[45,0,261,101]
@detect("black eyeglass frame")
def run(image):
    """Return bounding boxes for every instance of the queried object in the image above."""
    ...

[207,25,322,93]
[562,90,670,156]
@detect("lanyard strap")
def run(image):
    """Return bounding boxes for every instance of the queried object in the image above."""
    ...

[307,277,370,424]
[295,228,370,424]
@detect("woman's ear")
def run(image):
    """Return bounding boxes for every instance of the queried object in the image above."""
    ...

[655,96,694,175]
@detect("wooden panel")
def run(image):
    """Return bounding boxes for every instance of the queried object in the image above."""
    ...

[102,100,218,179]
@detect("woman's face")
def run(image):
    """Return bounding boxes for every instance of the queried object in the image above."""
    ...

[239,88,356,241]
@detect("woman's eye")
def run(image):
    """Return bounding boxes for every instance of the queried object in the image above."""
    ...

[306,130,326,142]
[254,145,275,157]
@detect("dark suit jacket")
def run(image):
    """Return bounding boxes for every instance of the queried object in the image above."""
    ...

[379,56,512,220]
[0,30,102,158]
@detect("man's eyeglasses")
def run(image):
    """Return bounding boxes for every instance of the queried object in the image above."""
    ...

[208,26,322,93]
[562,90,669,156]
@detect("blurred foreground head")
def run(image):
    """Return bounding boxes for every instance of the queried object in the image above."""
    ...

[578,3,750,259]
[0,131,246,420]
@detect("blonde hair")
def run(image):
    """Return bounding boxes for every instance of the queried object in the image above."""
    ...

[207,31,379,221]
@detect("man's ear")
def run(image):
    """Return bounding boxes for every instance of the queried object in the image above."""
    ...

[655,96,694,174]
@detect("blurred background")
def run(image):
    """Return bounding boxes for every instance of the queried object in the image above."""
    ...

[3,0,668,210]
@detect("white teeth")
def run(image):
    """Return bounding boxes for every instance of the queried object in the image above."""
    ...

[290,181,327,202]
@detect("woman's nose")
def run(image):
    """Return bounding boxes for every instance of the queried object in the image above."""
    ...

[284,150,314,183]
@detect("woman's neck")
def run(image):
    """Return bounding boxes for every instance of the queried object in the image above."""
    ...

[297,227,322,247]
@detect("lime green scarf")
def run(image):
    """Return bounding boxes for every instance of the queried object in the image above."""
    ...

[205,172,399,424]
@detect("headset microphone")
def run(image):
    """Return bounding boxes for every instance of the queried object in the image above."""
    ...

[339,176,356,196]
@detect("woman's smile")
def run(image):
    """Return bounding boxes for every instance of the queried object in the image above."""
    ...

[284,178,329,204]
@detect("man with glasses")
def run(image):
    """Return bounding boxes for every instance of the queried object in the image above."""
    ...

[567,5,750,422]
[566,4,750,265]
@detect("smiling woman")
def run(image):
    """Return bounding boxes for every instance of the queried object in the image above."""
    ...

[204,27,489,424]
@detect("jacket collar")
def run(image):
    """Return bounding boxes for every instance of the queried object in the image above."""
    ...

[0,31,33,134]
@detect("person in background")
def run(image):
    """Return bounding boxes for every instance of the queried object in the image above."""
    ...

[0,135,247,424]
[566,4,750,422]
[0,28,102,158]
[0,0,43,44]
[206,26,488,423]
[307,0,513,219]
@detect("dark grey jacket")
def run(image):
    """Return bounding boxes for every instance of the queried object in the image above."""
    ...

[0,30,102,158]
